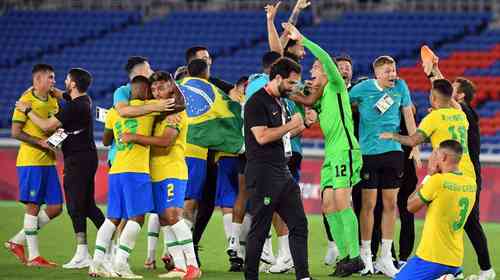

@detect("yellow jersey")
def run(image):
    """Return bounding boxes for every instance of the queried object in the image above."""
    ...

[418,108,476,180]
[150,111,189,182]
[12,89,59,166]
[109,100,155,174]
[104,108,119,131]
[416,172,476,267]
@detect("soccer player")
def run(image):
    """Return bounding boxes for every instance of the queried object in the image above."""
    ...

[121,71,200,279]
[323,55,353,266]
[398,60,495,279]
[283,23,364,277]
[89,76,155,278]
[184,48,235,265]
[5,64,62,268]
[16,68,106,269]
[349,55,419,277]
[395,140,476,280]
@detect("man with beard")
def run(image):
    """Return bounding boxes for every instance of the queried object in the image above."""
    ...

[15,68,105,270]
[244,57,310,280]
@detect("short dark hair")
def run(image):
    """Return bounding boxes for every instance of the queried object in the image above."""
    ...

[131,75,151,86]
[439,139,463,162]
[32,63,54,75]
[432,79,453,98]
[236,76,249,87]
[270,57,302,80]
[149,71,173,84]
[188,59,208,78]
[284,51,300,64]
[285,39,298,50]
[335,54,353,65]
[125,56,148,74]
[262,51,282,70]
[454,77,476,104]
[68,68,92,93]
[174,65,189,81]
[185,46,208,64]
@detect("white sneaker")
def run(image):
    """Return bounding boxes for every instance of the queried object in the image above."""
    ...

[375,256,399,278]
[478,269,496,280]
[260,242,276,265]
[269,257,294,273]
[259,262,272,273]
[113,261,143,279]
[63,254,92,269]
[89,260,118,278]
[436,274,456,279]
[360,251,374,275]
[324,243,339,265]
[227,236,240,259]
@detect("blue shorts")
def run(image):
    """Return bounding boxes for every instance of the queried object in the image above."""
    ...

[17,166,63,205]
[395,256,461,280]
[185,157,207,201]
[107,172,153,219]
[152,178,187,214]
[215,157,239,208]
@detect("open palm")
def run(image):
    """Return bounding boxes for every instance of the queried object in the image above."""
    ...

[282,22,302,41]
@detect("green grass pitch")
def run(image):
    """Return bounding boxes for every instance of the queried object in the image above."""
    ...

[0,201,498,279]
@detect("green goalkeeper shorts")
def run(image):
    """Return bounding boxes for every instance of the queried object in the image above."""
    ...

[320,149,362,190]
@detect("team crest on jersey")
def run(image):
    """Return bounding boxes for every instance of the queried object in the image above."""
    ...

[264,196,271,206]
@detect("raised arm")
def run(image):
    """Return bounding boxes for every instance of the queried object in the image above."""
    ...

[280,0,311,48]
[266,2,284,55]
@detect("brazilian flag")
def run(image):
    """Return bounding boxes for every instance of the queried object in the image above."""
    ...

[179,77,243,154]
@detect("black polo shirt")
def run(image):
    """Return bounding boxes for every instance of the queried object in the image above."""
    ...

[461,103,481,187]
[54,93,97,158]
[244,88,287,167]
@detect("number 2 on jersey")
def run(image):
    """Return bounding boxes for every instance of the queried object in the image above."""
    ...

[452,197,470,231]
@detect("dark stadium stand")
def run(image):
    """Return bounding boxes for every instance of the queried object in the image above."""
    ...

[1,10,499,152]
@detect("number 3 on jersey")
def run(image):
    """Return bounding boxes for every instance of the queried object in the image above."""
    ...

[452,197,470,231]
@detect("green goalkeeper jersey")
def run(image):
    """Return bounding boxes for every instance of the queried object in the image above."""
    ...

[301,36,360,154]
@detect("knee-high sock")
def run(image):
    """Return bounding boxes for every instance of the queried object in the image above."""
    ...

[115,221,141,265]
[171,219,198,267]
[325,212,347,259]
[11,210,50,245]
[339,208,360,258]
[147,214,160,260]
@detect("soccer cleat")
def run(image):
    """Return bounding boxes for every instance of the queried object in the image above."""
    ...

[161,255,175,271]
[27,256,57,268]
[375,256,399,278]
[62,255,92,269]
[334,256,365,278]
[329,256,350,277]
[269,257,294,273]
[158,267,186,278]
[4,241,27,264]
[324,243,339,266]
[226,236,239,259]
[478,269,496,280]
[113,261,143,279]
[228,257,244,272]
[143,258,156,270]
[89,260,118,278]
[183,265,201,280]
[360,251,374,276]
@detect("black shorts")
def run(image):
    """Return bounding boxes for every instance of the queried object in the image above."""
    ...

[359,151,404,190]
